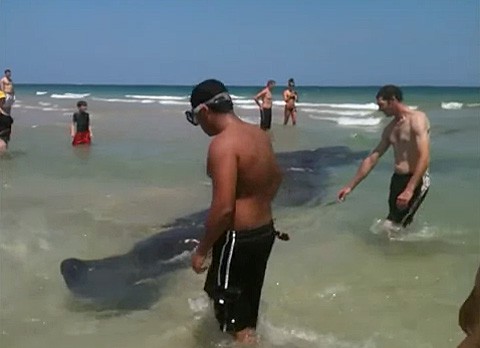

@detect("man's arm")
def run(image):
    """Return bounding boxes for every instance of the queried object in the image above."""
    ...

[71,113,76,137]
[88,115,93,137]
[338,128,391,200]
[0,78,5,92]
[254,89,266,108]
[196,138,237,256]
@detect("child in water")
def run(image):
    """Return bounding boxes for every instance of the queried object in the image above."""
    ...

[71,100,93,146]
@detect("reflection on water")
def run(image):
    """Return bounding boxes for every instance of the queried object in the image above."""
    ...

[0,98,478,347]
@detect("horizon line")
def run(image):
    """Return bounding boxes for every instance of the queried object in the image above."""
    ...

[14,83,480,88]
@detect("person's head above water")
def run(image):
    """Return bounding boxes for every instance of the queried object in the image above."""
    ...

[76,100,88,112]
[376,84,404,117]
[288,78,295,89]
[186,79,235,136]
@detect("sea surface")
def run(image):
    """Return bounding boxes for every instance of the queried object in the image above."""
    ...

[1,84,479,348]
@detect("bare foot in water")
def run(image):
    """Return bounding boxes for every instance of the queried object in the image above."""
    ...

[234,328,258,345]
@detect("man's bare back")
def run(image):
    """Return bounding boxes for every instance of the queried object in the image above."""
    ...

[208,120,282,231]
[188,80,284,344]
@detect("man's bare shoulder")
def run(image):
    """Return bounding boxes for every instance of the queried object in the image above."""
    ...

[410,110,430,132]
[208,130,238,158]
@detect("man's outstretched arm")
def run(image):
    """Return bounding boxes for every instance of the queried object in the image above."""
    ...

[338,129,391,201]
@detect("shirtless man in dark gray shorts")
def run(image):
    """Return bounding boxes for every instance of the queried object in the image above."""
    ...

[254,79,275,130]
[338,85,430,234]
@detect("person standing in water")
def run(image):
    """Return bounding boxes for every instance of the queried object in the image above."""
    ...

[0,69,15,115]
[283,78,298,125]
[0,91,14,155]
[337,85,430,234]
[71,101,93,146]
[186,79,284,344]
[254,79,275,130]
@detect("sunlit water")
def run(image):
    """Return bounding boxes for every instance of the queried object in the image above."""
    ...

[1,87,479,347]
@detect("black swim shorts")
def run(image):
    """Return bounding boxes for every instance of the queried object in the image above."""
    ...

[204,222,276,333]
[387,172,430,227]
[260,108,272,130]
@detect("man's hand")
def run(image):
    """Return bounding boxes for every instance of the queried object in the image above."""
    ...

[396,188,413,209]
[191,248,208,274]
[337,186,352,202]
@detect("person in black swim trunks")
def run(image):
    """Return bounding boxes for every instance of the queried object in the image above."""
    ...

[337,85,430,235]
[254,80,275,130]
[186,79,284,344]
[0,91,14,155]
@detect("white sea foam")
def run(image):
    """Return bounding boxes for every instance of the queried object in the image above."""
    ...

[466,103,480,108]
[236,104,260,110]
[261,320,377,348]
[441,102,463,110]
[301,108,374,117]
[309,115,382,126]
[157,100,190,106]
[125,94,188,100]
[230,94,246,99]
[238,116,259,124]
[36,91,48,95]
[92,97,139,103]
[51,93,90,99]
[272,101,379,110]
[234,99,256,105]
[38,102,51,107]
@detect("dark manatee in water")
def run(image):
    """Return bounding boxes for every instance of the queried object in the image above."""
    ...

[60,146,366,308]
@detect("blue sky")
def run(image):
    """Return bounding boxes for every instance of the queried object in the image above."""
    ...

[1,0,479,86]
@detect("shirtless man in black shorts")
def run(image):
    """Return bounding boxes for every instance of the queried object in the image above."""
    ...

[254,80,275,130]
[338,85,430,235]
[186,79,283,344]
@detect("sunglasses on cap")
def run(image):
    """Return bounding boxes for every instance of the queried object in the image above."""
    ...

[185,92,232,126]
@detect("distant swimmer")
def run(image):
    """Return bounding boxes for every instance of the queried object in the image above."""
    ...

[0,69,15,115]
[254,80,275,130]
[458,265,480,348]
[0,91,14,155]
[71,101,93,146]
[283,78,298,126]
[337,85,430,236]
